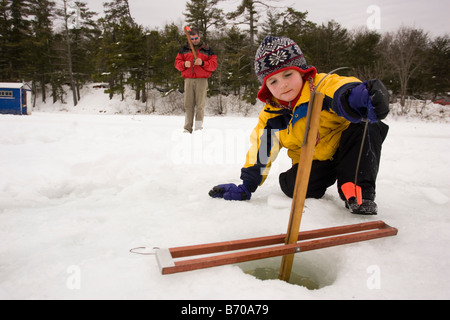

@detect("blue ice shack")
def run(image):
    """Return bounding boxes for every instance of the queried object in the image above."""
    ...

[0,82,32,115]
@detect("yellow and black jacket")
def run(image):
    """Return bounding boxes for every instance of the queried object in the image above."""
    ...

[241,73,362,192]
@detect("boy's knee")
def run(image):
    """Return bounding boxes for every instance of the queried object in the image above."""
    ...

[279,164,328,199]
[279,168,296,198]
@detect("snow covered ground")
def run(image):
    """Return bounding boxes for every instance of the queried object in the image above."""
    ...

[1,89,449,300]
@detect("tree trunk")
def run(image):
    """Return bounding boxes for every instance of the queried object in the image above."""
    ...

[63,0,78,107]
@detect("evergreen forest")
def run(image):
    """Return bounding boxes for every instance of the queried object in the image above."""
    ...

[0,0,448,110]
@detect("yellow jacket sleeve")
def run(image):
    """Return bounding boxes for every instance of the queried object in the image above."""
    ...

[240,108,284,192]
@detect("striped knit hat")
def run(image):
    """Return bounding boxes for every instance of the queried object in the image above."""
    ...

[255,36,317,102]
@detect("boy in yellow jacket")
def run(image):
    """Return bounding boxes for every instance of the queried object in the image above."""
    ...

[209,36,389,215]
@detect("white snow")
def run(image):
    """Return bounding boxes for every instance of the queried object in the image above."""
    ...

[1,87,449,300]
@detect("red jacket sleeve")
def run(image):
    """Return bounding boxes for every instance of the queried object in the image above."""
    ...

[174,53,187,72]
[202,54,217,73]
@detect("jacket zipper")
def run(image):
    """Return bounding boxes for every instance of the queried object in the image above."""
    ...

[192,48,197,76]
[288,101,293,134]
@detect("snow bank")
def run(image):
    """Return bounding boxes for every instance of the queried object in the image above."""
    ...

[32,84,262,118]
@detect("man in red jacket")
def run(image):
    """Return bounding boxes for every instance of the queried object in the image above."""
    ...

[175,28,218,133]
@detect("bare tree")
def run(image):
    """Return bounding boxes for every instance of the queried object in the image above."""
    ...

[381,26,429,111]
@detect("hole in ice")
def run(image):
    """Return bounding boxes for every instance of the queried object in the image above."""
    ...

[237,251,338,290]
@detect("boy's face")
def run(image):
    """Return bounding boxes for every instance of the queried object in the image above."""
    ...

[266,69,304,102]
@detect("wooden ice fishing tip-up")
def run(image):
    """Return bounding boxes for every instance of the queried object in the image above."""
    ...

[155,220,397,276]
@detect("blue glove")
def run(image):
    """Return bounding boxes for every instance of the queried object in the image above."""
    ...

[347,80,390,123]
[347,82,377,123]
[209,183,252,201]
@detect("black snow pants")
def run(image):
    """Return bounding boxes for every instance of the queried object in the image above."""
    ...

[279,121,389,201]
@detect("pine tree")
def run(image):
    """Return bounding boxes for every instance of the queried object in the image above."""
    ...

[120,22,146,101]
[347,29,383,80]
[279,8,316,42]
[184,0,225,42]
[302,20,350,73]
[0,0,12,80]
[59,0,78,106]
[259,9,283,39]
[156,23,184,91]
[103,0,134,26]
[220,26,250,97]
[424,35,449,99]
[68,1,101,99]
[29,0,56,103]
[227,0,273,104]
[100,0,136,100]
[4,0,32,81]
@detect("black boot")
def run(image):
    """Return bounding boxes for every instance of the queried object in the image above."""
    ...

[345,197,378,215]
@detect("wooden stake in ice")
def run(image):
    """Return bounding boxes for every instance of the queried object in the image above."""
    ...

[278,92,324,282]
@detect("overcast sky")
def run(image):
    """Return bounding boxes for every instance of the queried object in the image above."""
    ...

[83,0,449,37]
